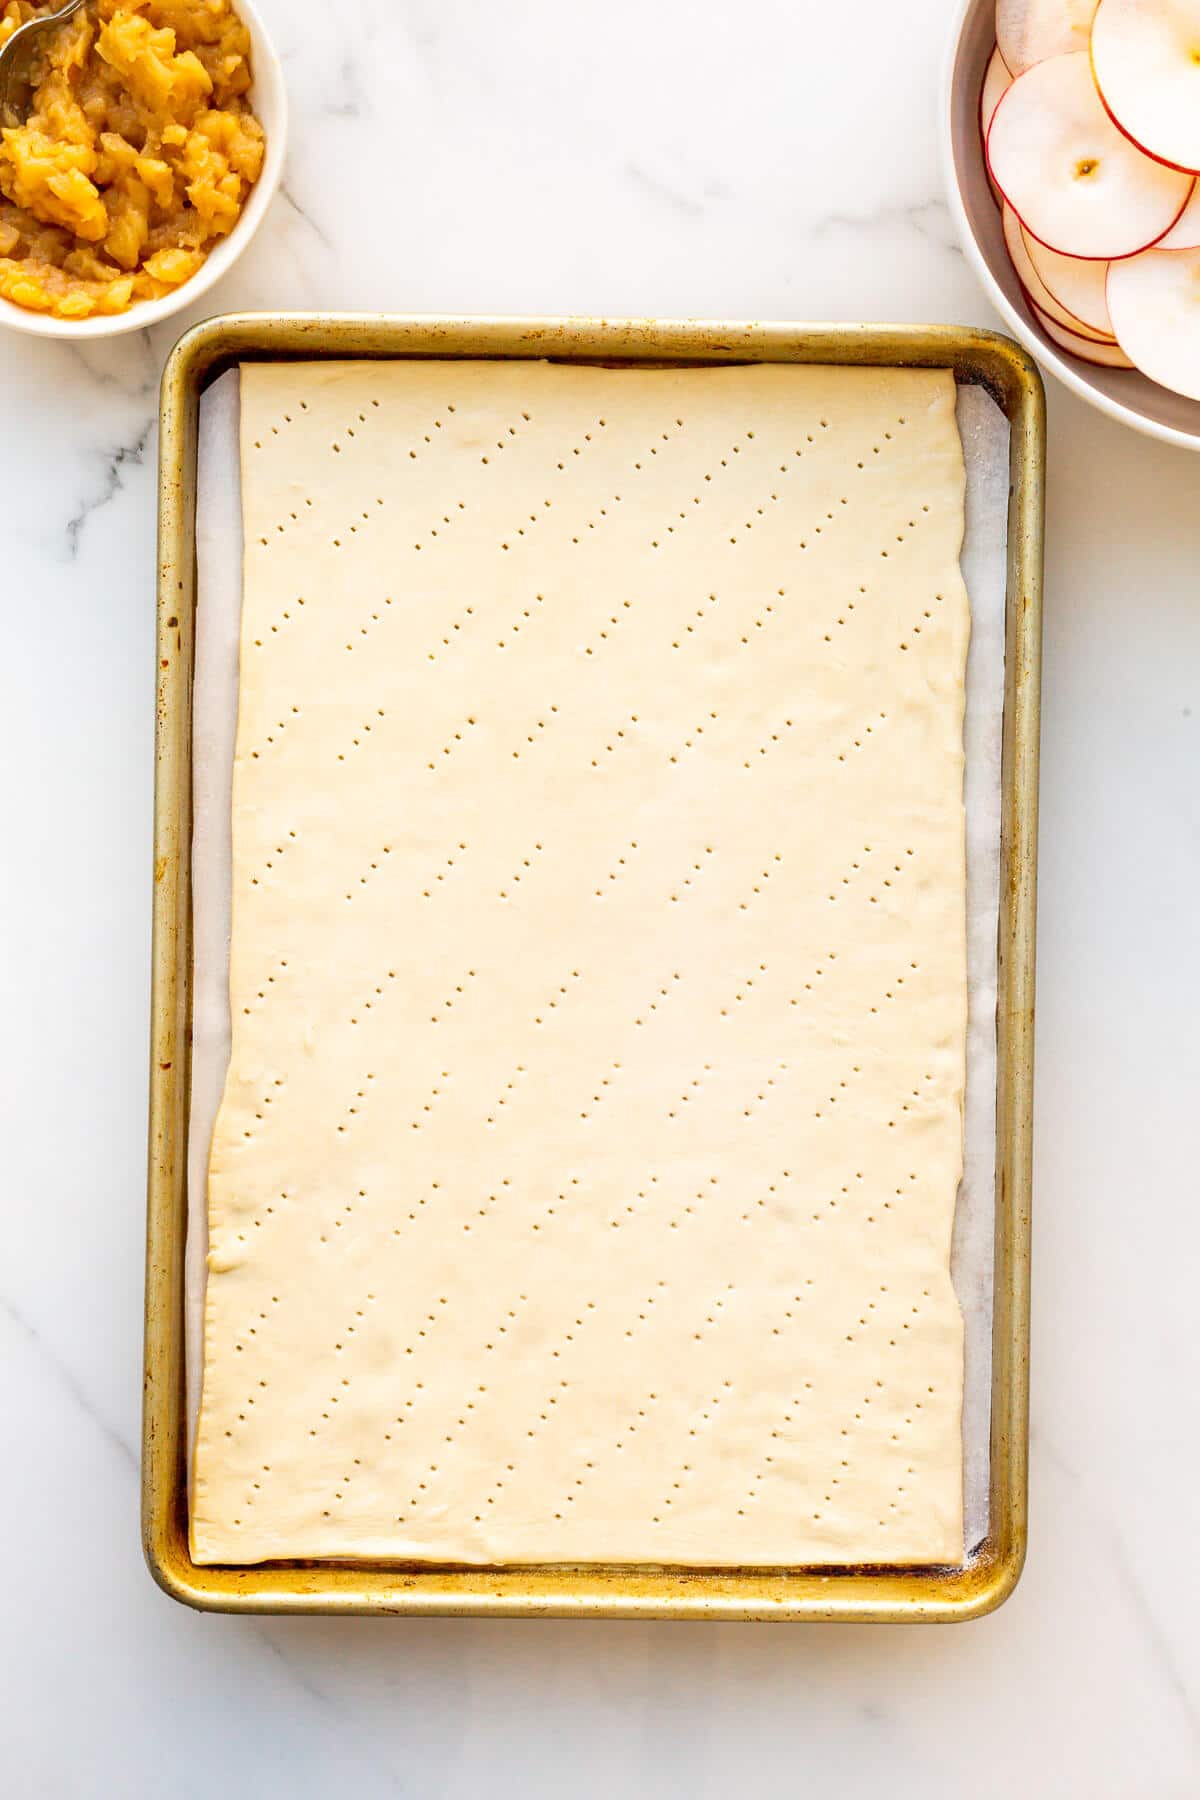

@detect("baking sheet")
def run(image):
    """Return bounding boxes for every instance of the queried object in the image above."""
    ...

[186,365,1007,1559]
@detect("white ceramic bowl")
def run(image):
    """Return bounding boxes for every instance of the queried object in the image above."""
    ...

[0,0,286,340]
[942,0,1200,451]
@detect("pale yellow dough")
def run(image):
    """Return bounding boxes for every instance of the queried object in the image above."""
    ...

[192,359,970,1567]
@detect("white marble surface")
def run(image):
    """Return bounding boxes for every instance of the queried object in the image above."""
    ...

[1,0,1197,1792]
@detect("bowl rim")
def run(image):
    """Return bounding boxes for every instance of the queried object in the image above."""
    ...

[0,0,287,341]
[940,0,1200,452]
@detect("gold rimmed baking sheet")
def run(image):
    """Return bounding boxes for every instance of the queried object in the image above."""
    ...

[146,315,1042,1620]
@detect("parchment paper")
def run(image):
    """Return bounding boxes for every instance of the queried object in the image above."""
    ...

[187,367,1007,1558]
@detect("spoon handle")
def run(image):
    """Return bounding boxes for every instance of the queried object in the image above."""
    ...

[0,0,89,124]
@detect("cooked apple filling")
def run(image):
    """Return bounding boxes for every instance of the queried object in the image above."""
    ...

[0,0,264,318]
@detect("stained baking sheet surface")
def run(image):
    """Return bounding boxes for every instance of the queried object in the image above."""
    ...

[186,365,1007,1559]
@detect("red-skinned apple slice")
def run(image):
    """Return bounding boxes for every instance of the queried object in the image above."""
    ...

[982,49,1014,208]
[1091,0,1200,175]
[981,46,1014,132]
[1031,302,1137,365]
[1003,201,1114,334]
[1021,227,1116,334]
[987,53,1193,257]
[1106,246,1200,396]
[996,0,1098,75]
[1157,181,1200,247]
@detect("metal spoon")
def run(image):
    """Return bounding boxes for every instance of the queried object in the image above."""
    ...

[0,1,87,129]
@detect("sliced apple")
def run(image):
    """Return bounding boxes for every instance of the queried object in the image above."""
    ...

[987,52,1193,257]
[1091,0,1200,174]
[1157,180,1200,246]
[1022,227,1116,334]
[1031,302,1138,365]
[1003,201,1114,333]
[996,0,1099,75]
[981,46,1014,133]
[1106,245,1200,396]
[982,50,1014,207]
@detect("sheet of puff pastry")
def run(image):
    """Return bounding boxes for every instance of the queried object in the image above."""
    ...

[192,359,970,1568]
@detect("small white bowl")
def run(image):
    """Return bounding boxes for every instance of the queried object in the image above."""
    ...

[942,0,1200,451]
[0,0,286,340]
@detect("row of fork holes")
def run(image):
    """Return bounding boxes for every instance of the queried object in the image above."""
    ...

[257,586,933,666]
[382,1378,939,1534]
[257,411,912,553]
